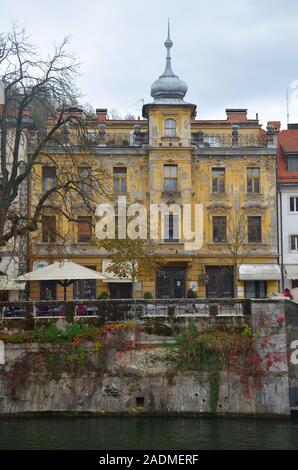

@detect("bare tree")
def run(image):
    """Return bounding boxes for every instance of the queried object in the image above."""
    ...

[215,209,256,298]
[107,108,121,120]
[0,25,108,255]
[123,112,136,120]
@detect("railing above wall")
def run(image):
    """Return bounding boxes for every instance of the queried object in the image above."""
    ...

[0,299,252,320]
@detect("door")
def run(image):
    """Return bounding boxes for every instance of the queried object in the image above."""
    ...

[109,283,132,299]
[206,267,234,298]
[156,266,186,299]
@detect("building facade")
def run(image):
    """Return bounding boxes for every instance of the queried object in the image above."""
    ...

[28,28,280,301]
[0,97,29,301]
[277,124,298,295]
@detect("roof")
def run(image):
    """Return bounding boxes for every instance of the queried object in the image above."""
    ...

[277,129,298,184]
[279,129,298,152]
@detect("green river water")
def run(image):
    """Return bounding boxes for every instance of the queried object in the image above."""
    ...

[0,417,298,450]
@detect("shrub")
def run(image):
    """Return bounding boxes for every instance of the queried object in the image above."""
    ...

[98,292,109,299]
[32,325,62,343]
[144,292,153,299]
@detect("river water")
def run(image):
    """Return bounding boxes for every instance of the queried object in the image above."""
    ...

[0,417,298,450]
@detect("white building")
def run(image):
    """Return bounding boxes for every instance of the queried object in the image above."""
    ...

[278,124,298,298]
[0,89,30,301]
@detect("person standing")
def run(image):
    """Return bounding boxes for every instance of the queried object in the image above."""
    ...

[283,288,294,300]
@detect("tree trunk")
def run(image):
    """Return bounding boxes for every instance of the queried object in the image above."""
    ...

[233,264,238,299]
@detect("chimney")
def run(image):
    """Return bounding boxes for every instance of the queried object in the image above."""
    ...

[268,121,281,132]
[226,108,248,122]
[96,108,108,122]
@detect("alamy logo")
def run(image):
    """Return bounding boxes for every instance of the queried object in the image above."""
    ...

[95,196,204,250]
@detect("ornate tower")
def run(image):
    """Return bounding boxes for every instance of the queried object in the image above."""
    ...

[143,23,196,205]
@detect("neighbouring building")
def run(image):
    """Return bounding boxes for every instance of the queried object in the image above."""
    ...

[0,96,29,301]
[28,27,280,300]
[277,123,298,297]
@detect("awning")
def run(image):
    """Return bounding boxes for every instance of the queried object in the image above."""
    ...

[239,264,281,281]
[0,276,26,291]
[18,260,107,282]
[285,265,298,280]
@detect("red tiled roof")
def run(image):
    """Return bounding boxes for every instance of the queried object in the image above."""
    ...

[277,129,298,183]
[279,129,298,152]
[267,121,281,131]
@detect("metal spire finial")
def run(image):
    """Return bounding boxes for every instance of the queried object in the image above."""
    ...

[150,21,188,101]
[163,19,174,76]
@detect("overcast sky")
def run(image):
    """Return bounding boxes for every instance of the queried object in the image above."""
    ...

[1,0,298,128]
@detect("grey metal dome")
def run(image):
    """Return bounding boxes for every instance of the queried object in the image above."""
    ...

[151,22,188,102]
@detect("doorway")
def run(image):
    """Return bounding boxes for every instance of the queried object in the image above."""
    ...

[109,283,132,299]
[206,266,234,298]
[156,265,186,298]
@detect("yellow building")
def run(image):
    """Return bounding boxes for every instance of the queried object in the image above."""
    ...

[28,27,279,301]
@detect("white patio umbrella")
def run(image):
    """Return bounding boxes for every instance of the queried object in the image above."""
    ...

[18,259,107,300]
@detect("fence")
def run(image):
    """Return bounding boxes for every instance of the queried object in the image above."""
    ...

[0,298,252,320]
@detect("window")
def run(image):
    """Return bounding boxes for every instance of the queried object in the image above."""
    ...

[212,168,225,193]
[164,164,178,192]
[78,166,92,194]
[164,118,176,137]
[289,197,298,213]
[287,154,298,172]
[164,214,179,242]
[113,167,127,194]
[42,166,57,192]
[42,216,57,243]
[248,216,262,243]
[290,235,298,251]
[213,216,226,243]
[74,267,96,299]
[78,216,92,242]
[40,280,57,300]
[247,168,260,193]
[245,281,267,299]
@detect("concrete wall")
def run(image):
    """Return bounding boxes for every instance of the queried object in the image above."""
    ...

[0,299,293,417]
[0,341,290,417]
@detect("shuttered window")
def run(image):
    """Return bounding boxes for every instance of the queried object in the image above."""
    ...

[78,216,92,242]
[287,154,298,172]
[164,164,178,192]
[212,168,225,193]
[247,168,260,193]
[42,216,57,243]
[164,119,176,137]
[42,166,57,192]
[248,216,262,243]
[213,216,226,243]
[164,214,179,241]
[78,166,92,194]
[113,167,127,193]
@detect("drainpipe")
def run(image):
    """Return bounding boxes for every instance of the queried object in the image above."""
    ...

[278,183,285,291]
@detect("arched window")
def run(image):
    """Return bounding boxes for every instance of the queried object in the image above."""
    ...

[164,118,176,137]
